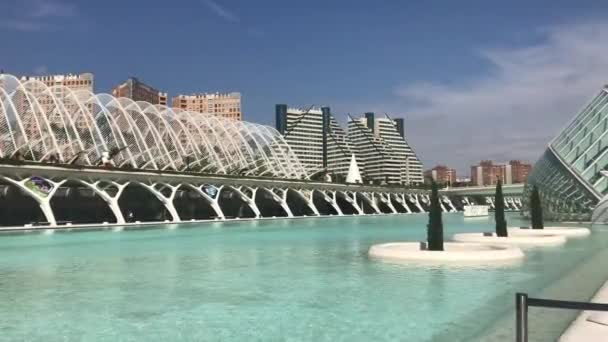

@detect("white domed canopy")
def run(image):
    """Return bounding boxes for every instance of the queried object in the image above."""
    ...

[0,74,308,179]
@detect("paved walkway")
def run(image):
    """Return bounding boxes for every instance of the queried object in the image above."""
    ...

[560,280,608,341]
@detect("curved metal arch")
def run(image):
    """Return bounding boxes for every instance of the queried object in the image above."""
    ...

[14,79,61,161]
[101,95,152,168]
[191,113,247,172]
[61,88,110,165]
[0,85,32,158]
[240,121,287,177]
[224,119,269,175]
[122,99,176,170]
[0,73,310,179]
[172,109,227,173]
[138,102,185,170]
[28,82,84,162]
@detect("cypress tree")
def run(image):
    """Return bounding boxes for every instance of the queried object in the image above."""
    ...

[495,178,508,237]
[427,180,444,251]
[530,185,544,229]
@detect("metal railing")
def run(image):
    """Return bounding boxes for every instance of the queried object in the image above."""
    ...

[515,292,608,342]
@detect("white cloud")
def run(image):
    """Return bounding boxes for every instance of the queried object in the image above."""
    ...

[203,0,240,23]
[392,20,608,173]
[0,0,78,32]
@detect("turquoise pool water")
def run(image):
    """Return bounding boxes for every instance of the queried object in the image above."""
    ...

[0,214,606,341]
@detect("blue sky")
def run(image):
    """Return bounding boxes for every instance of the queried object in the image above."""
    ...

[2,0,608,173]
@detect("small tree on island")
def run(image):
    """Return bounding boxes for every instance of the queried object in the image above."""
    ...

[530,185,544,229]
[495,178,508,237]
[427,180,444,251]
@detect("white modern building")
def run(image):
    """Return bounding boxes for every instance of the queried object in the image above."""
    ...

[275,105,352,179]
[275,105,423,185]
[348,113,423,185]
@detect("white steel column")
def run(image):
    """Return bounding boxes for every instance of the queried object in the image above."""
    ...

[187,184,225,220]
[343,191,363,215]
[324,190,344,216]
[271,188,293,218]
[232,186,261,218]
[399,194,412,213]
[442,196,457,212]
[79,180,129,224]
[3,176,66,227]
[412,194,425,212]
[300,189,320,216]
[137,182,181,222]
[381,193,397,214]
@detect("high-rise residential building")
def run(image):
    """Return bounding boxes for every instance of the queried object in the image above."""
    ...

[347,112,423,185]
[112,77,167,106]
[526,84,608,222]
[424,165,457,185]
[471,160,532,186]
[275,105,352,178]
[471,160,503,186]
[173,92,242,120]
[20,72,94,95]
[508,160,532,184]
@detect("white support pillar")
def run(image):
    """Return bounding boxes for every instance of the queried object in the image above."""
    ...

[79,179,129,224]
[268,188,293,218]
[301,189,320,216]
[187,184,225,220]
[343,191,362,215]
[463,196,471,206]
[412,194,425,213]
[381,193,397,214]
[137,182,181,222]
[442,195,457,213]
[232,186,261,218]
[327,191,345,216]
[486,196,495,209]
[399,194,412,213]
[366,192,382,214]
[3,176,66,227]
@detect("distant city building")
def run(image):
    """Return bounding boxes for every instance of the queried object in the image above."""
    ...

[275,105,352,178]
[347,112,423,185]
[20,72,94,95]
[424,165,457,185]
[507,160,532,184]
[470,160,532,186]
[173,92,241,120]
[18,72,95,141]
[112,77,167,105]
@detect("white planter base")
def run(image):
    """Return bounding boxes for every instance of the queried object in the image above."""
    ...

[508,226,590,238]
[368,242,524,265]
[452,232,567,247]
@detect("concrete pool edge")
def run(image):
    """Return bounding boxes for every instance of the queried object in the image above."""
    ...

[508,227,591,238]
[452,232,567,247]
[368,242,524,264]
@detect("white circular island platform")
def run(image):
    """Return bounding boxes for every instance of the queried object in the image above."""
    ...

[368,242,524,265]
[452,232,567,247]
[508,227,591,238]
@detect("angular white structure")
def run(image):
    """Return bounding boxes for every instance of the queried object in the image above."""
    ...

[346,154,362,184]
[0,73,307,179]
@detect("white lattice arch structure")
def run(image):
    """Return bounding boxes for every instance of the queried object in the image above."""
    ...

[0,74,308,178]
